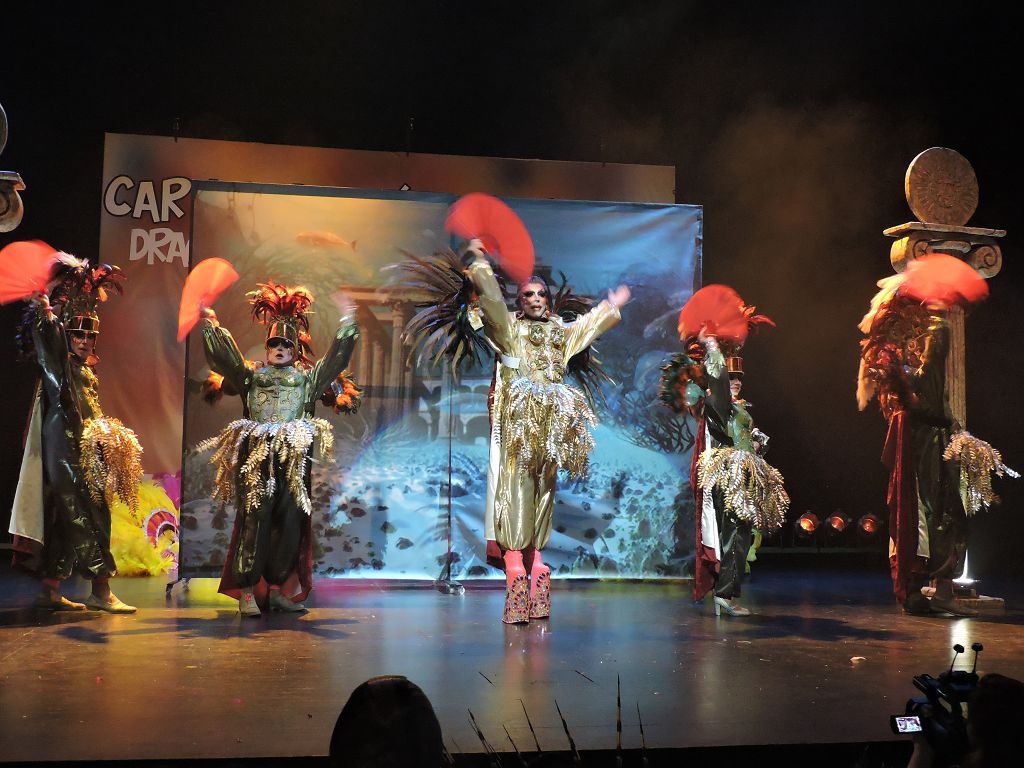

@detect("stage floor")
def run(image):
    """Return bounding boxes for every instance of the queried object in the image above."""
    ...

[1,563,1022,762]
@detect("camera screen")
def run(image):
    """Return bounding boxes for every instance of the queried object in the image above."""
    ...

[894,716,922,733]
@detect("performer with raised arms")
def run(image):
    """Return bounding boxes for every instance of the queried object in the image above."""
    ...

[190,276,360,616]
[5,242,142,613]
[466,244,629,623]
[660,285,787,617]
[398,194,629,624]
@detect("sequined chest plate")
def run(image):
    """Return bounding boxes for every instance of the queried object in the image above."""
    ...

[248,366,307,422]
[520,320,566,384]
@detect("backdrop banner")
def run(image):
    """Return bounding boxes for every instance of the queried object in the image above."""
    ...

[98,133,676,477]
[181,183,702,580]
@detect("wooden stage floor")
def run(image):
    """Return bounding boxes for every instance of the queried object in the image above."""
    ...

[1,562,1022,763]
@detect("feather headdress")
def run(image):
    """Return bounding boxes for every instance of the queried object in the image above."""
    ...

[246,281,315,366]
[677,284,774,358]
[17,253,125,358]
[52,255,125,330]
[662,285,773,413]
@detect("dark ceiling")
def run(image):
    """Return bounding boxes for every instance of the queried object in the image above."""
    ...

[2,1,1021,576]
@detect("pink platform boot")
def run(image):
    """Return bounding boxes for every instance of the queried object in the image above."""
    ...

[528,551,551,619]
[502,549,530,625]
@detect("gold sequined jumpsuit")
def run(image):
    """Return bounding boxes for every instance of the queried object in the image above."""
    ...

[468,256,620,552]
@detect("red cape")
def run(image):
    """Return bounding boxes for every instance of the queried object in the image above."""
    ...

[881,410,928,604]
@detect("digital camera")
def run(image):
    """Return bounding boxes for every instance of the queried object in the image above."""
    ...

[890,642,983,763]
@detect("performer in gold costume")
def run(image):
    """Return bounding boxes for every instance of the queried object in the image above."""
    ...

[466,241,630,624]
[199,282,358,616]
[10,256,142,613]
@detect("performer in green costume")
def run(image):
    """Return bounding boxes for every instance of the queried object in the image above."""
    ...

[200,282,359,617]
[11,256,141,613]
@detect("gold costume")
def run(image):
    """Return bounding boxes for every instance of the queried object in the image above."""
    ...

[942,431,1020,517]
[468,257,620,551]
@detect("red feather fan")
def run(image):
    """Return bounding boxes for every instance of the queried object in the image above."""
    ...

[445,193,535,283]
[900,253,988,307]
[177,257,240,341]
[0,240,59,304]
[678,284,750,343]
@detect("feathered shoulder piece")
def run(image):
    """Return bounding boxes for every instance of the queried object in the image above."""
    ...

[551,272,592,320]
[246,281,315,366]
[392,248,491,378]
[320,370,363,414]
[550,272,614,409]
[659,350,708,414]
[200,366,252,405]
[856,275,929,414]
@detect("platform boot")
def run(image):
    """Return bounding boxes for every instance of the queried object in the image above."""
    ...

[526,548,551,619]
[502,549,530,624]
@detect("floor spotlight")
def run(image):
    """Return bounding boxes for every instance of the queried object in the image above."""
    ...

[795,512,819,537]
[953,551,978,588]
[857,513,884,538]
[825,512,851,535]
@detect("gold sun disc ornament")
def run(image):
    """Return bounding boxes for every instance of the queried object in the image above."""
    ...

[905,148,979,226]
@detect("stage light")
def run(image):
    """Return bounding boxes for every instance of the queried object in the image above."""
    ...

[953,551,977,587]
[825,512,851,534]
[795,512,819,536]
[857,513,884,537]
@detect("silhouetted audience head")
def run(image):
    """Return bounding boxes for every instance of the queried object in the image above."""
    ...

[967,673,1024,768]
[329,676,443,768]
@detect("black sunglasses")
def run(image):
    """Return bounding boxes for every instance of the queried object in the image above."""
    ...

[520,290,547,298]
[267,339,295,350]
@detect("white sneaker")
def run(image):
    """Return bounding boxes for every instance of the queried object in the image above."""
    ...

[268,590,307,613]
[86,593,137,614]
[35,593,87,611]
[239,591,261,617]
